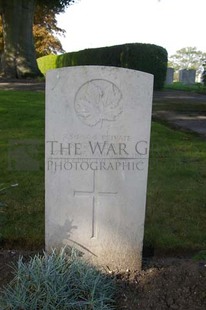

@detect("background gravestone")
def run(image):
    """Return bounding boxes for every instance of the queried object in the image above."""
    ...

[45,66,153,271]
[165,67,174,84]
[179,69,196,84]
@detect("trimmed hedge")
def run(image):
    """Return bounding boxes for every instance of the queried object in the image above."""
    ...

[37,43,168,89]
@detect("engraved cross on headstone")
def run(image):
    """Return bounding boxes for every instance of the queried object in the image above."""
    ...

[74,171,117,238]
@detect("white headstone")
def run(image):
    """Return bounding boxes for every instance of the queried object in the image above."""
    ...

[45,66,153,271]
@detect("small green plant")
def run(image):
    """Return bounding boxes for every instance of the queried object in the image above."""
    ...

[193,250,206,261]
[0,248,115,310]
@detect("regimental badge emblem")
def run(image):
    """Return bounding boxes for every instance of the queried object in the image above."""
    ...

[74,79,123,127]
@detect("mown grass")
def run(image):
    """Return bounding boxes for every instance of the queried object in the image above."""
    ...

[154,82,206,113]
[165,82,206,94]
[153,101,206,113]
[146,123,206,253]
[153,84,206,114]
[0,90,206,254]
[0,90,45,249]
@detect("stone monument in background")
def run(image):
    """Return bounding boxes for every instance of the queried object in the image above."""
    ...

[165,67,174,84]
[179,69,196,84]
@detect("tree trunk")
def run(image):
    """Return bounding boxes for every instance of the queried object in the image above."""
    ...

[0,0,42,78]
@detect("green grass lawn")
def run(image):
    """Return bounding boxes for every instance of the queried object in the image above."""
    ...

[165,82,206,94]
[146,123,206,254]
[0,90,206,254]
[0,91,45,249]
[153,101,206,114]
[154,83,206,114]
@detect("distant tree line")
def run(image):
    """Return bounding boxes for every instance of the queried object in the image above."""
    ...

[168,47,206,81]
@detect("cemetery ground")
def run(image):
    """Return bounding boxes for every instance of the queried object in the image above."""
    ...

[0,88,206,309]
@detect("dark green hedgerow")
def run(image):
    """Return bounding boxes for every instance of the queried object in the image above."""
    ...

[37,43,168,90]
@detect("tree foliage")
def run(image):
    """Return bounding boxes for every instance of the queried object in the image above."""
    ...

[168,47,206,77]
[36,0,75,13]
[33,26,64,58]
[33,5,65,57]
[0,0,75,78]
[0,5,66,58]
